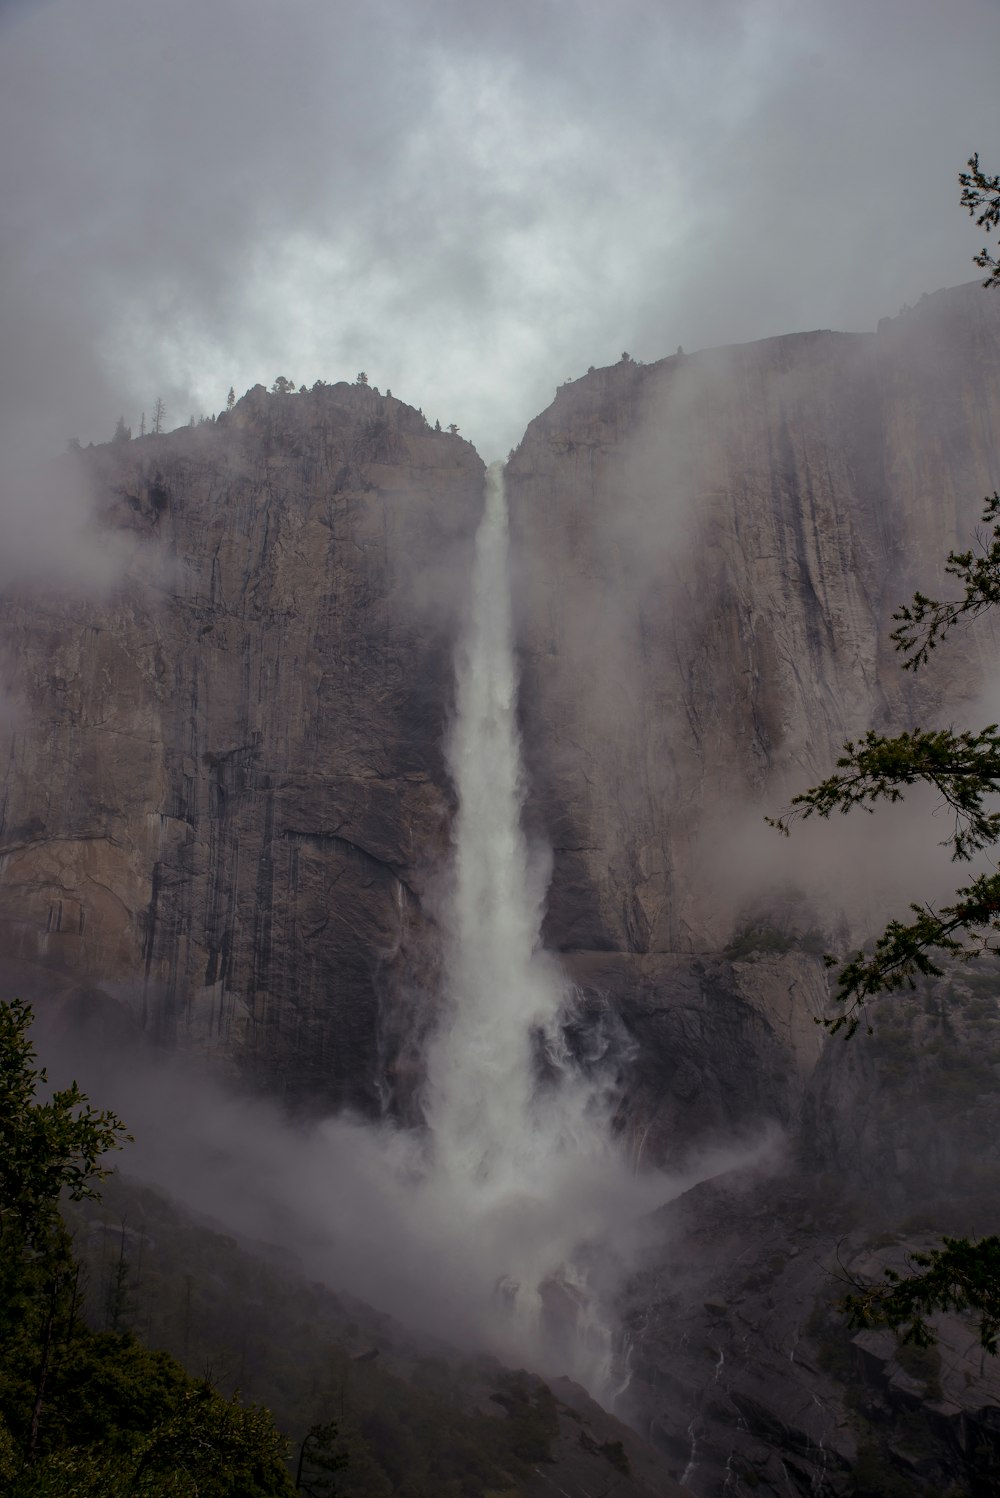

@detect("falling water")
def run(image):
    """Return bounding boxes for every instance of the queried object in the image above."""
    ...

[82,460,754,1408]
[422,461,638,1391]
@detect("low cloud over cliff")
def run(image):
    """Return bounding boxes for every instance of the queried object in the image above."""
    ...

[2,0,999,474]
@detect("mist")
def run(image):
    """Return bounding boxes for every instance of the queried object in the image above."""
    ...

[3,0,1000,477]
[37,1011,780,1391]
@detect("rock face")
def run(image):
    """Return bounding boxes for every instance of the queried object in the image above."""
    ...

[510,283,1000,949]
[0,383,483,1108]
[507,280,1000,1149]
[3,286,1000,1489]
[619,1156,1000,1497]
[3,288,1000,1125]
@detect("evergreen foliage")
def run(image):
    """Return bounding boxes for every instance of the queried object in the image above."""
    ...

[0,997,129,1247]
[961,152,1000,289]
[0,1000,296,1495]
[844,1236,1000,1353]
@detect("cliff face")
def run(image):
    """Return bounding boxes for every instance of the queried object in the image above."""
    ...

[4,291,1000,1490]
[505,282,1000,1144]
[2,285,1000,1128]
[0,383,483,1108]
[510,282,1000,960]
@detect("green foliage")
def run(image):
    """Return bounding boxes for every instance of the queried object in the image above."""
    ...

[821,869,1000,1034]
[847,1438,913,1498]
[69,1170,571,1498]
[769,168,1000,1029]
[328,1363,555,1498]
[960,152,1000,289]
[725,919,826,960]
[0,999,295,1495]
[579,1431,630,1473]
[0,997,130,1247]
[893,1339,943,1399]
[296,1420,348,1497]
[772,155,1000,1359]
[774,723,1000,860]
[844,1236,1000,1353]
[892,492,1000,665]
[11,1382,295,1495]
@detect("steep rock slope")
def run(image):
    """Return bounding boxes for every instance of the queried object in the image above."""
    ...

[508,282,1000,1146]
[511,283,1000,957]
[0,383,482,1107]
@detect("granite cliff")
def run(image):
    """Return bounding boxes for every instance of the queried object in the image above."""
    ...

[0,381,483,1108]
[6,287,999,1128]
[509,278,1000,1154]
[3,286,1000,1492]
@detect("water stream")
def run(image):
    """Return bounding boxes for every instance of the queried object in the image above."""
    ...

[423,461,643,1393]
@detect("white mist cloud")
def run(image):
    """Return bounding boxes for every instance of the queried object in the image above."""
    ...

[0,450,137,595]
[2,0,999,475]
[37,1013,777,1394]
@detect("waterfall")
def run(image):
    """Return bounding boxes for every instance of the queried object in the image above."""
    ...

[422,461,634,1391]
[427,460,600,1191]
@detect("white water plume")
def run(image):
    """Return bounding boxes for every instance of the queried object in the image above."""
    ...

[419,460,657,1390]
[428,460,605,1193]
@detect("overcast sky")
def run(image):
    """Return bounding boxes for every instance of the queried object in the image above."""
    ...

[3,0,1000,462]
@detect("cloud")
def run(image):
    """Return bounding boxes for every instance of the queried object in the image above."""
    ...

[1,0,998,477]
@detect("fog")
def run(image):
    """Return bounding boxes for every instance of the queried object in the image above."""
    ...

[36,1006,782,1395]
[2,0,1000,479]
[509,285,1000,962]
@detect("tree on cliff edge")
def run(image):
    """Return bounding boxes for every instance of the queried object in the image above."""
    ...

[773,155,1000,1349]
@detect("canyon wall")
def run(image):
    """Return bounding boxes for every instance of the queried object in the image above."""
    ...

[5,286,1000,1492]
[2,284,1000,1133]
[508,280,1000,1150]
[511,281,1000,958]
[0,383,482,1108]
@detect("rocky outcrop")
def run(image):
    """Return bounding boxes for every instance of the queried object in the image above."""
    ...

[619,1161,1000,1496]
[0,383,483,1108]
